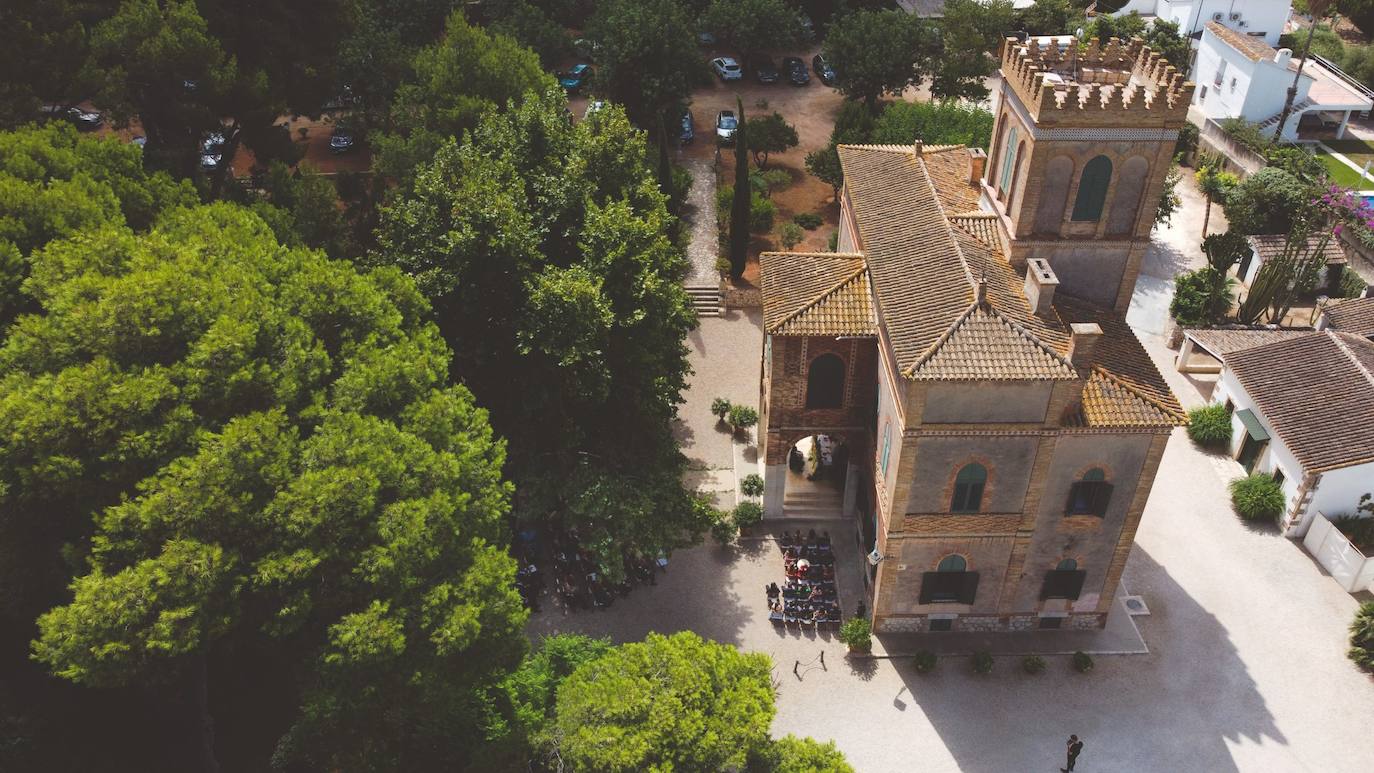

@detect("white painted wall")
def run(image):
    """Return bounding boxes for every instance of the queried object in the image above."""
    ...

[1117,1,1289,46]
[1310,462,1374,518]
[1193,26,1312,127]
[1210,368,1304,515]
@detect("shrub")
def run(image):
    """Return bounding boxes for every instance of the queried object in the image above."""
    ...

[1072,651,1093,673]
[1350,601,1374,673]
[1229,473,1286,522]
[1170,268,1231,327]
[750,195,775,233]
[1338,266,1369,299]
[711,397,733,420]
[794,212,822,229]
[971,651,994,674]
[839,618,872,652]
[1020,654,1046,674]
[1186,404,1233,448]
[779,222,804,250]
[733,500,764,529]
[912,650,937,674]
[728,404,758,430]
[1174,121,1198,161]
[750,168,791,198]
[715,257,733,276]
[1219,117,1270,154]
[739,473,764,498]
[871,100,995,150]
[716,184,735,228]
[710,512,737,545]
[828,231,838,252]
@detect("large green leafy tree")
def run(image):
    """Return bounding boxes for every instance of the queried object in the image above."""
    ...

[0,0,109,127]
[373,10,553,188]
[2,204,526,771]
[823,8,932,111]
[1223,166,1318,235]
[702,0,804,53]
[0,123,196,325]
[374,89,706,575]
[931,0,1016,101]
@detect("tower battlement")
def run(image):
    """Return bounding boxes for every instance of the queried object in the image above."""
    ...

[1000,36,1194,128]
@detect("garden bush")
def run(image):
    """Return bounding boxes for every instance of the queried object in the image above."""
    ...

[1229,473,1286,522]
[779,221,804,250]
[1021,655,1046,675]
[728,404,759,431]
[715,256,733,276]
[828,231,838,251]
[712,397,733,420]
[913,650,937,674]
[1169,268,1231,327]
[971,651,994,674]
[1072,651,1093,673]
[739,473,764,498]
[794,212,823,230]
[1186,404,1233,448]
[710,512,737,545]
[1349,601,1374,673]
[839,618,872,652]
[750,195,775,233]
[733,501,764,530]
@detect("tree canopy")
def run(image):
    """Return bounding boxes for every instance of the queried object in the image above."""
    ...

[3,203,525,771]
[931,0,1016,101]
[871,100,994,149]
[374,89,707,574]
[823,8,932,109]
[746,112,799,169]
[702,0,805,53]
[1224,167,1318,235]
[588,0,702,128]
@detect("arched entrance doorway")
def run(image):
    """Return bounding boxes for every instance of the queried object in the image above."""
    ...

[782,434,850,518]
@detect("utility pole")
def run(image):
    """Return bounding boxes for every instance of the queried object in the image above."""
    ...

[1274,0,1332,142]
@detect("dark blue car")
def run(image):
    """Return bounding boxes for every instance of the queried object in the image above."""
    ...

[679,109,695,144]
[560,64,592,93]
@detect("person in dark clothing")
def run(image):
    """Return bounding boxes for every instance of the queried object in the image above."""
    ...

[1061,734,1084,772]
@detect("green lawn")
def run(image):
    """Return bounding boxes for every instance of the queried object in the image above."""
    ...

[1316,152,1373,189]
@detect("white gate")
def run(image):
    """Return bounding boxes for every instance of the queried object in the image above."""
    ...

[1303,515,1374,593]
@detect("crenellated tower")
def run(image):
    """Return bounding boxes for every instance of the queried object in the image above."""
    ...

[984,36,1195,313]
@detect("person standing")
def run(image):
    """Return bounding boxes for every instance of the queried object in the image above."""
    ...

[1061,734,1084,772]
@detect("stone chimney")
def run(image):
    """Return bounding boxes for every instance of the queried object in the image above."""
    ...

[1275,48,1293,67]
[1023,258,1059,316]
[913,139,924,157]
[1068,323,1103,372]
[967,147,987,186]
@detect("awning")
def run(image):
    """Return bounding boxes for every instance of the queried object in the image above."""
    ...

[1236,408,1270,442]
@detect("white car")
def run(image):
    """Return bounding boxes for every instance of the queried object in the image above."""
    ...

[711,57,743,82]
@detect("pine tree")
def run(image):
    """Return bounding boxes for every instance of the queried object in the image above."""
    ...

[729,96,750,278]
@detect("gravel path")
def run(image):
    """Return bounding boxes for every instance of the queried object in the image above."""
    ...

[681,154,720,288]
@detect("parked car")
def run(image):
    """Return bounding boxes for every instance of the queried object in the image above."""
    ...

[697,31,717,47]
[711,57,743,81]
[583,100,608,121]
[750,55,780,84]
[783,57,809,86]
[559,63,592,93]
[330,124,357,154]
[812,54,837,86]
[679,108,695,144]
[715,110,738,144]
[41,105,103,131]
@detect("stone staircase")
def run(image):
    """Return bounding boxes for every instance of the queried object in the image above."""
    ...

[686,284,722,317]
[782,487,844,519]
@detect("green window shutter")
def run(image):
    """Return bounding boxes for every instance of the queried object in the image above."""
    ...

[1071,155,1113,221]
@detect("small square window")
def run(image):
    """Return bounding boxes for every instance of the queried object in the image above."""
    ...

[1039,616,1063,630]
[929,618,953,632]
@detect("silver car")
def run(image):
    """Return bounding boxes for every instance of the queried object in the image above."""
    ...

[715,110,738,144]
[711,57,743,82]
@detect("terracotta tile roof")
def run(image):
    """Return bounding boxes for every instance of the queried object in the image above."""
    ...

[1324,297,1374,335]
[838,144,973,366]
[1226,331,1374,472]
[759,252,872,336]
[1248,234,1347,266]
[1206,21,1275,62]
[908,301,1077,380]
[821,143,1182,427]
[1184,328,1314,357]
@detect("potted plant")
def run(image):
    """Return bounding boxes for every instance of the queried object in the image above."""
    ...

[1186,404,1232,449]
[1072,651,1094,673]
[839,618,872,654]
[711,397,732,424]
[971,651,994,675]
[732,501,763,535]
[913,650,938,674]
[727,404,758,437]
[739,473,764,498]
[1021,655,1046,675]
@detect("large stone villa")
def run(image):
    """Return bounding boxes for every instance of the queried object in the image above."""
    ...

[758,37,1195,634]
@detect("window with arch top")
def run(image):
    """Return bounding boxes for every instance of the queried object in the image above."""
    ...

[999,126,1020,192]
[950,463,986,513]
[922,554,979,604]
[1071,155,1113,221]
[805,353,845,408]
[937,555,967,572]
[1041,558,1087,600]
[1065,467,1113,517]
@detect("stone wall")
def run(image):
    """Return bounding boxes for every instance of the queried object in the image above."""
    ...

[721,278,761,309]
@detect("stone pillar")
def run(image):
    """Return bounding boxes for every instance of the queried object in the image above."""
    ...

[764,465,787,518]
[842,461,860,518]
[1174,336,1195,373]
[1338,110,1352,140]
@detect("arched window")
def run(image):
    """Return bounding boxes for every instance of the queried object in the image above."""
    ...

[1007,140,1026,210]
[1106,156,1149,235]
[1065,467,1113,517]
[950,463,986,513]
[1035,156,1074,234]
[1056,558,1078,571]
[938,555,967,572]
[1071,155,1113,222]
[999,126,1020,192]
[805,354,845,408]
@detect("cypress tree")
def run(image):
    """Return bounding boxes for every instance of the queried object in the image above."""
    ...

[729,96,750,278]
